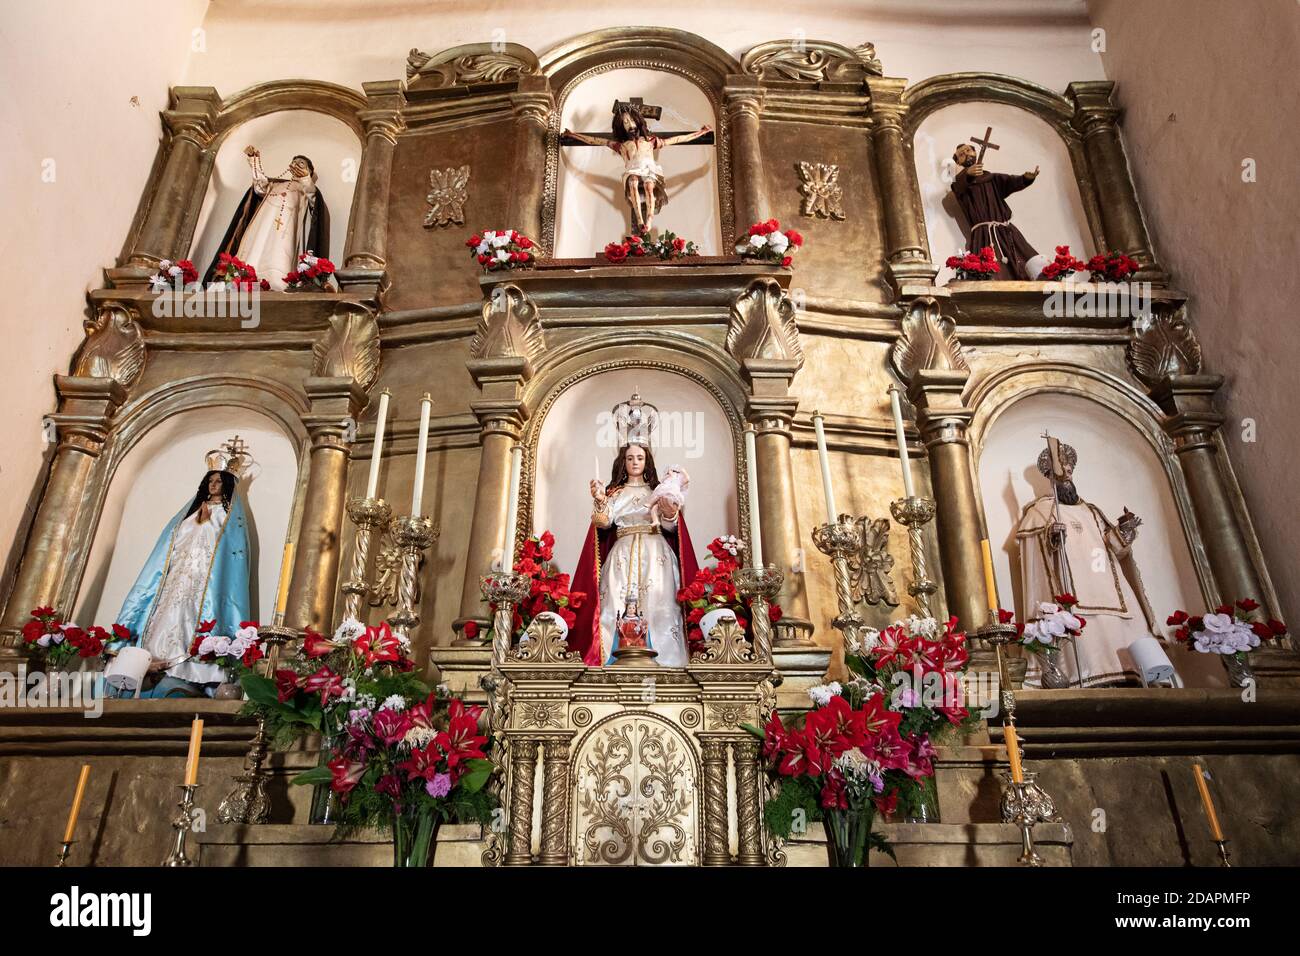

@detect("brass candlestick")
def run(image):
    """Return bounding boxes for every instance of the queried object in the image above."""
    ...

[162,784,200,867]
[1215,840,1231,867]
[56,840,74,867]
[888,496,937,618]
[387,514,439,641]
[733,564,784,664]
[341,496,393,621]
[481,570,533,670]
[811,516,869,655]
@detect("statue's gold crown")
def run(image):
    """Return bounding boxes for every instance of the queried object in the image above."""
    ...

[611,391,658,448]
[205,434,255,479]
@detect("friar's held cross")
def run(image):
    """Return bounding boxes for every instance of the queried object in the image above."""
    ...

[970,126,1000,163]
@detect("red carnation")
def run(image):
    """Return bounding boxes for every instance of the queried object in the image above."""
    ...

[1236,598,1260,612]
[781,256,792,267]
[604,242,629,264]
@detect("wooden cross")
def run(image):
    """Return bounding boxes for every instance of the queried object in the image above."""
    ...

[559,96,716,146]
[970,126,1000,163]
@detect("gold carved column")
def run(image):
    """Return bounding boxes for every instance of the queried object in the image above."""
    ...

[866,77,935,287]
[113,87,221,287]
[892,298,986,633]
[1067,81,1164,282]
[723,77,769,230]
[288,377,369,633]
[537,733,573,866]
[0,376,127,649]
[507,76,554,245]
[503,736,539,866]
[732,736,766,866]
[1150,374,1267,607]
[699,735,730,866]
[339,81,406,290]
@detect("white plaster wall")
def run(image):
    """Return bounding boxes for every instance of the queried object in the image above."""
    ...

[190,110,359,273]
[977,391,1226,686]
[73,408,298,629]
[916,102,1092,284]
[556,69,719,256]
[0,0,209,597]
[532,370,737,579]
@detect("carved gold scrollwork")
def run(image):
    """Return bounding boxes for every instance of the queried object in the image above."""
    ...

[740,40,882,82]
[797,161,846,220]
[424,165,469,227]
[891,295,969,382]
[508,615,579,664]
[848,516,900,606]
[311,304,381,390]
[406,44,540,87]
[1126,310,1203,389]
[690,618,756,665]
[470,283,545,363]
[517,701,564,729]
[72,302,146,387]
[726,277,804,366]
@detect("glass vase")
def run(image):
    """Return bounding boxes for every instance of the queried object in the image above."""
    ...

[905,776,941,824]
[392,804,440,867]
[1038,645,1071,689]
[824,806,874,867]
[309,734,339,825]
[1222,652,1254,689]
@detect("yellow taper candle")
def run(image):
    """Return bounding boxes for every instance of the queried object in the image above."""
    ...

[980,538,999,613]
[183,717,204,786]
[274,541,295,619]
[1193,764,1224,842]
[62,764,90,843]
[1005,723,1024,784]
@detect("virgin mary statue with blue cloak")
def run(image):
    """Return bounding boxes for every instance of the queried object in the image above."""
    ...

[115,439,255,697]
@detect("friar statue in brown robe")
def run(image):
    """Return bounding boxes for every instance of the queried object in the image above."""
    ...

[950,142,1045,280]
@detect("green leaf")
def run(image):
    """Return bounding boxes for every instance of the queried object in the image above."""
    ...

[457,758,495,795]
[739,721,765,740]
[292,765,333,787]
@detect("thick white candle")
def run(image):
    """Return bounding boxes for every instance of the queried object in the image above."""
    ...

[812,412,838,524]
[888,385,916,499]
[744,426,763,568]
[365,389,391,500]
[502,445,523,572]
[411,394,432,515]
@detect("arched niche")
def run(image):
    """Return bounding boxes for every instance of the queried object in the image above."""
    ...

[972,377,1226,688]
[553,68,721,257]
[190,108,360,275]
[914,100,1093,283]
[527,361,742,581]
[74,405,301,632]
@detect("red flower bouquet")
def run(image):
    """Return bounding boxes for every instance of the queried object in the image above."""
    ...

[483,531,586,643]
[602,229,699,263]
[945,246,1000,280]
[209,252,268,291]
[1039,244,1088,280]
[148,258,200,293]
[21,606,129,671]
[187,619,266,670]
[735,219,804,267]
[283,251,337,290]
[1086,250,1140,283]
[677,535,781,657]
[466,229,536,272]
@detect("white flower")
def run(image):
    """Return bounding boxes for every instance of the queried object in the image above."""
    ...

[482,230,498,241]
[495,249,511,262]
[1202,613,1235,634]
[1037,602,1061,616]
[36,634,53,648]
[808,681,842,707]
[768,231,789,254]
[212,635,233,656]
[854,627,881,654]
[297,260,312,272]
[226,634,253,659]
[1041,615,1067,638]
[1023,621,1051,645]
[490,234,513,249]
[735,243,749,255]
[475,240,490,255]
[149,275,170,292]
[436,683,451,697]
[379,694,406,712]
[334,616,365,643]
[403,725,436,749]
[748,234,768,249]
[167,265,182,277]
[906,615,940,639]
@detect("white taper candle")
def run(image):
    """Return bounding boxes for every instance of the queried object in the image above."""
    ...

[502,445,523,572]
[812,411,838,524]
[365,389,391,500]
[888,385,916,499]
[411,394,432,514]
[744,426,763,568]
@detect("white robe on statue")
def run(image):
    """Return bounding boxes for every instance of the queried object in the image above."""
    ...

[597,481,687,666]
[1016,496,1150,687]
[140,504,230,685]
[235,173,317,291]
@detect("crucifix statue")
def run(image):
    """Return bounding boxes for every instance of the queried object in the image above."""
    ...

[561,98,714,234]
[949,126,1045,280]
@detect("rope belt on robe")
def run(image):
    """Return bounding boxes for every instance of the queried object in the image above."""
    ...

[616,523,662,539]
[970,219,1014,264]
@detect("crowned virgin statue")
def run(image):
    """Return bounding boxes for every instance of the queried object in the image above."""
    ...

[204,146,329,290]
[569,394,700,666]
[115,438,256,697]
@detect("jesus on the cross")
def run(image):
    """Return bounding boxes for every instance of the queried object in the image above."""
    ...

[562,99,712,234]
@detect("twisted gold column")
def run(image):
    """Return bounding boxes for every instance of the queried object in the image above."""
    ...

[733,736,765,866]
[700,736,731,866]
[504,737,539,866]
[538,735,572,866]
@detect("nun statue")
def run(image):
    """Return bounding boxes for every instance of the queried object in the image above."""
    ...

[115,437,257,697]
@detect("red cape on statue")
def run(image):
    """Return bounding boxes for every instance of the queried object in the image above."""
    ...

[568,515,700,666]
